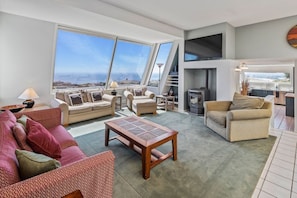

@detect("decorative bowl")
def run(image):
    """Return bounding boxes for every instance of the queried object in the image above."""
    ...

[0,104,26,113]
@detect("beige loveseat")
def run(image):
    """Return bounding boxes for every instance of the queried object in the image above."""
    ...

[51,89,116,125]
[123,86,155,110]
[204,93,272,142]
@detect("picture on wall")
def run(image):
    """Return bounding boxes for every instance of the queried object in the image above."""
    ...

[287,25,297,48]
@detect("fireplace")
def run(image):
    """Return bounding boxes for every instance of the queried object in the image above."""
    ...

[188,88,210,115]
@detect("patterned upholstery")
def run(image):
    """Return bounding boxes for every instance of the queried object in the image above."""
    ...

[0,151,115,198]
[0,108,115,198]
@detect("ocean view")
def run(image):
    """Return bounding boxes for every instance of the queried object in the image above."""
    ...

[54,72,159,85]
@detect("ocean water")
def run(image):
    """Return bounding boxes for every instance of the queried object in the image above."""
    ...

[54,72,146,84]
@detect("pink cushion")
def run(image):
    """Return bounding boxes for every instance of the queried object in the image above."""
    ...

[0,122,20,188]
[0,110,17,128]
[12,123,33,152]
[58,146,86,166]
[49,125,78,149]
[26,119,62,159]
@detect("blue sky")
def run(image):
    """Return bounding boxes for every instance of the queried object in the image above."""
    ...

[54,29,173,82]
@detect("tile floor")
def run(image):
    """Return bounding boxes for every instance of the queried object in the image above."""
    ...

[252,128,297,198]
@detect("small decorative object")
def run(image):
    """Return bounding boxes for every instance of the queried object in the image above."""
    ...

[110,81,118,95]
[287,25,297,48]
[18,88,39,108]
[241,80,249,95]
[0,104,26,112]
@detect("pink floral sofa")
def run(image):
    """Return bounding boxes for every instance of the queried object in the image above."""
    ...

[0,108,115,198]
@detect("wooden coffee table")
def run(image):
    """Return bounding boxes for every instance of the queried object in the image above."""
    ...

[105,116,178,179]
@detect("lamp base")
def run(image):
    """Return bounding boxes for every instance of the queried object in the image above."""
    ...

[23,100,35,108]
[111,90,117,96]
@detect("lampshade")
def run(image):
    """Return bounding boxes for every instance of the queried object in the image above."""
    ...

[157,63,164,68]
[18,88,39,100]
[18,88,39,108]
[110,81,118,89]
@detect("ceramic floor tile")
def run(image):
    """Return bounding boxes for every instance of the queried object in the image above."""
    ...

[271,157,294,171]
[262,181,291,198]
[293,181,297,193]
[258,191,277,198]
[274,152,295,165]
[292,192,297,198]
[269,162,293,179]
[278,144,296,153]
[266,171,292,190]
[276,147,295,158]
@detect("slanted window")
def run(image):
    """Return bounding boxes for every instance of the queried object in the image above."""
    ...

[53,28,153,90]
[109,40,152,87]
[53,29,115,89]
[148,42,173,87]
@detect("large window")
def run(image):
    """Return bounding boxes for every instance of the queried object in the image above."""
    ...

[53,28,152,90]
[148,42,173,87]
[109,40,152,87]
[53,29,115,89]
[244,72,293,91]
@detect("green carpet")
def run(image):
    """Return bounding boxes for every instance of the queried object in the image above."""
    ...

[75,111,276,198]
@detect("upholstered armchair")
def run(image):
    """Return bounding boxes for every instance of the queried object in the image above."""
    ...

[204,93,272,142]
[123,86,155,110]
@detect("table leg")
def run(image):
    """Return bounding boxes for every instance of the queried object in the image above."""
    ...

[142,147,151,179]
[105,127,110,146]
[172,135,177,160]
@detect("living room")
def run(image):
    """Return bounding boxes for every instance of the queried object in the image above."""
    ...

[1,0,297,197]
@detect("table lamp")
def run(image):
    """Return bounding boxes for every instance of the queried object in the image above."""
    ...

[110,81,118,95]
[18,88,39,108]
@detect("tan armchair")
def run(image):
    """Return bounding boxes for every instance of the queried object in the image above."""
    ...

[204,96,272,142]
[123,86,155,110]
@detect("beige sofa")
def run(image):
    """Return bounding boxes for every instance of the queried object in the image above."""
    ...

[51,89,116,125]
[204,93,272,142]
[123,86,155,110]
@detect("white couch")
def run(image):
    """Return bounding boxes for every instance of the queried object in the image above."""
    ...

[51,89,116,125]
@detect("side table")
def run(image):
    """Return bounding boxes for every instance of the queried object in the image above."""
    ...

[22,104,51,112]
[155,95,174,111]
[114,95,122,110]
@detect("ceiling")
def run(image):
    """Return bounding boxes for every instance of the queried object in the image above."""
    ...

[1,0,297,43]
[97,0,297,30]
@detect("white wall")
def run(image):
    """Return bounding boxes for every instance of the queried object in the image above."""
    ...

[236,15,297,59]
[179,23,238,111]
[0,12,55,106]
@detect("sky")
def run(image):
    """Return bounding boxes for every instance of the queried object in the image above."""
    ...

[54,29,173,84]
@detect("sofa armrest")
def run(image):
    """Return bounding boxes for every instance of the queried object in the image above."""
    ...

[102,94,115,103]
[124,90,134,100]
[14,108,62,129]
[204,101,231,112]
[51,98,69,126]
[0,150,115,198]
[227,109,272,121]
[144,90,155,99]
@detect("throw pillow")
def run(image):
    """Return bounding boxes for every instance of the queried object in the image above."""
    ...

[26,119,62,159]
[134,89,143,96]
[0,110,16,128]
[91,91,103,102]
[15,149,61,180]
[63,91,80,105]
[229,92,265,110]
[17,114,31,128]
[68,93,83,106]
[12,123,33,151]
